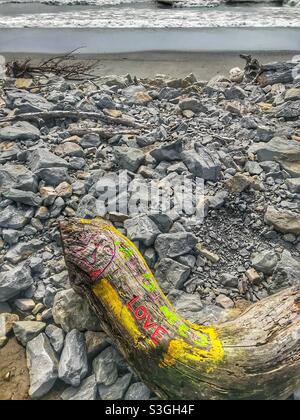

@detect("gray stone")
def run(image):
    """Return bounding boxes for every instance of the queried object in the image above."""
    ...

[148,213,173,233]
[98,373,132,400]
[85,331,109,359]
[0,303,12,314]
[0,264,33,302]
[26,333,58,398]
[59,329,88,387]
[275,100,300,119]
[124,382,151,400]
[256,126,275,142]
[224,86,246,100]
[5,239,43,264]
[114,147,145,172]
[53,289,101,333]
[61,375,98,401]
[181,148,221,181]
[29,149,69,172]
[173,293,203,322]
[55,142,84,158]
[0,163,30,191]
[124,215,161,246]
[93,346,118,386]
[35,167,71,187]
[0,205,32,229]
[14,298,35,312]
[0,145,20,164]
[255,137,300,163]
[80,134,101,149]
[155,258,190,291]
[285,87,300,101]
[245,161,263,175]
[294,388,300,401]
[251,250,279,275]
[2,229,21,245]
[207,190,228,209]
[216,294,234,309]
[272,250,300,290]
[45,324,65,353]
[150,140,182,162]
[219,273,238,288]
[286,178,300,193]
[179,98,207,113]
[7,90,52,113]
[14,173,38,193]
[13,321,46,346]
[0,121,40,141]
[76,194,99,219]
[3,188,42,207]
[177,254,196,269]
[155,232,197,258]
[264,206,300,235]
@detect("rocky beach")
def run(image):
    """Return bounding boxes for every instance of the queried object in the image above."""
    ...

[0,52,300,399]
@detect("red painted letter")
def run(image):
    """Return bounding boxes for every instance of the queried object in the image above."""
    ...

[151,326,168,345]
[127,296,140,313]
[134,306,147,320]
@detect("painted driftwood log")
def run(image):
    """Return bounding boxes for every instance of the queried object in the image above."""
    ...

[60,217,300,400]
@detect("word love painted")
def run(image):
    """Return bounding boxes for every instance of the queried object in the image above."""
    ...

[127,296,169,346]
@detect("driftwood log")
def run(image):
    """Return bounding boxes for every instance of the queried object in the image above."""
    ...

[241,54,299,87]
[60,218,300,400]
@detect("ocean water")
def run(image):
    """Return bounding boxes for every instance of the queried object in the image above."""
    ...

[0,1,299,53]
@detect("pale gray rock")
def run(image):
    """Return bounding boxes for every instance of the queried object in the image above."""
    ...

[98,373,132,400]
[5,239,43,264]
[0,264,33,302]
[3,188,42,207]
[124,215,161,246]
[0,121,40,141]
[251,250,279,275]
[124,382,151,400]
[13,321,46,347]
[45,324,65,353]
[61,375,98,401]
[29,149,69,172]
[181,148,221,181]
[173,293,203,322]
[272,250,300,290]
[0,205,32,229]
[114,146,145,172]
[155,258,190,291]
[26,333,58,399]
[52,289,100,333]
[264,206,300,235]
[255,137,300,163]
[155,232,197,258]
[7,90,52,113]
[58,329,88,387]
[286,178,300,193]
[93,346,118,386]
[179,98,207,113]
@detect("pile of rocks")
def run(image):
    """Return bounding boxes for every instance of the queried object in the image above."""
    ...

[0,63,299,400]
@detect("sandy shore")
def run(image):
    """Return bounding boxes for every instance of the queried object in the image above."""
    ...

[3,51,299,80]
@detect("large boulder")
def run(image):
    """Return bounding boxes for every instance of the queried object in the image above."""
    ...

[155,258,190,292]
[13,321,46,347]
[264,206,300,235]
[155,232,197,258]
[124,215,161,246]
[52,289,101,332]
[272,250,300,290]
[58,329,89,387]
[254,137,300,163]
[0,264,33,303]
[61,375,98,401]
[26,333,59,399]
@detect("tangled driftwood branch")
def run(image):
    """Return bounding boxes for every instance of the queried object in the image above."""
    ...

[5,49,98,81]
[60,218,300,400]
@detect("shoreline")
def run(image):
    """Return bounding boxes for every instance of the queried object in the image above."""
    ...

[2,51,298,80]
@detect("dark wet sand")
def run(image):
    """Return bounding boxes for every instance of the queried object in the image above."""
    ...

[3,51,298,80]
